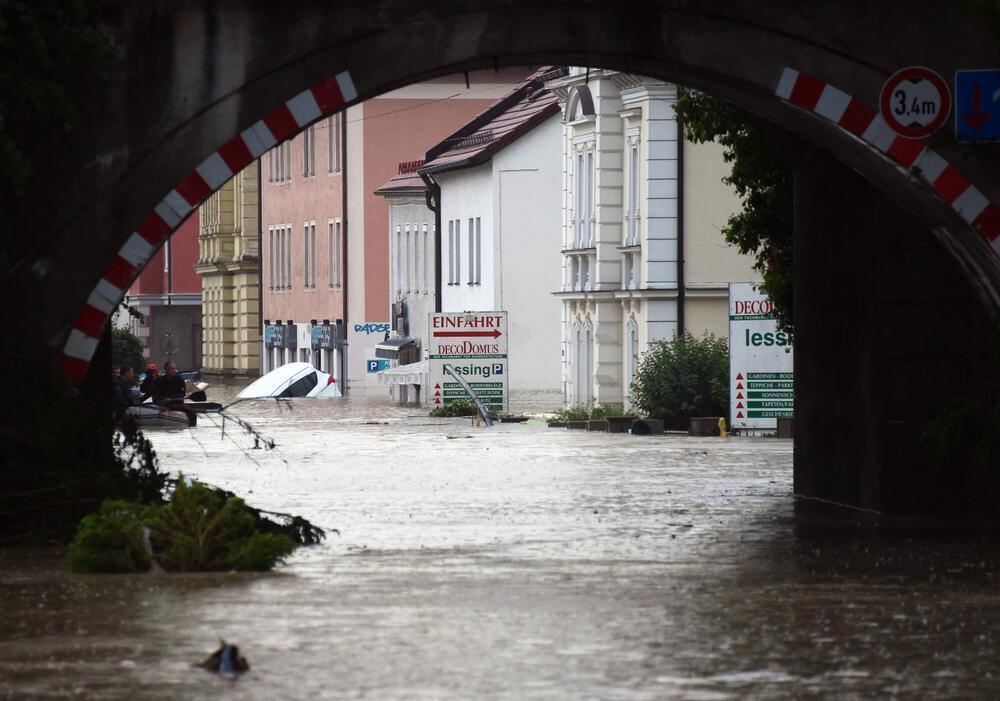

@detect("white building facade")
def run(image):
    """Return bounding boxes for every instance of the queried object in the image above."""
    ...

[375,163,437,354]
[430,115,563,407]
[376,70,565,409]
[547,68,756,409]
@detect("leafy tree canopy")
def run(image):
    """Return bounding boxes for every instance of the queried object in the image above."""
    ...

[111,326,145,373]
[675,88,794,330]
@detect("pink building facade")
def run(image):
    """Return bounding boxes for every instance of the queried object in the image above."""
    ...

[260,113,346,378]
[261,69,531,393]
[124,212,203,371]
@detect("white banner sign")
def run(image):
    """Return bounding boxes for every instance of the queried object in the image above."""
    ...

[728,283,794,430]
[428,311,508,412]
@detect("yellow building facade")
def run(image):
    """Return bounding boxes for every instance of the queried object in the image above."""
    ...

[196,163,261,377]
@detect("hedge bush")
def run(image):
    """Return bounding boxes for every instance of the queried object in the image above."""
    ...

[629,333,729,430]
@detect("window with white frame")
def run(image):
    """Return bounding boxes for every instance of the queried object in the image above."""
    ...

[327,113,342,174]
[574,151,584,247]
[268,227,275,289]
[573,145,595,248]
[303,222,316,288]
[573,321,594,408]
[328,219,342,288]
[423,224,432,292]
[447,221,454,284]
[404,224,412,292]
[415,223,423,292]
[406,224,420,292]
[467,218,475,285]
[448,219,462,285]
[626,135,640,246]
[279,226,288,290]
[625,317,639,399]
[394,224,403,293]
[474,217,481,284]
[454,219,461,285]
[303,224,310,288]
[274,227,283,288]
[284,225,292,289]
[284,142,292,182]
[276,227,283,288]
[303,125,316,177]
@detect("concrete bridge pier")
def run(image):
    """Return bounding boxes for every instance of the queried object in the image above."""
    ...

[793,152,998,515]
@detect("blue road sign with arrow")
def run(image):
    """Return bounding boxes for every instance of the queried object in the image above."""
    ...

[955,69,1000,142]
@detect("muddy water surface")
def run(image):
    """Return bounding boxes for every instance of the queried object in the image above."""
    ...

[3,394,1000,699]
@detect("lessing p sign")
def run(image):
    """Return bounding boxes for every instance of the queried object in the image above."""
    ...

[879,66,952,139]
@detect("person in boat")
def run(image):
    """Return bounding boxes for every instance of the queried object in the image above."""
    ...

[140,363,160,401]
[112,366,138,418]
[154,361,187,401]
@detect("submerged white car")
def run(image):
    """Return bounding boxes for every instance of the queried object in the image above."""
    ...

[237,362,342,399]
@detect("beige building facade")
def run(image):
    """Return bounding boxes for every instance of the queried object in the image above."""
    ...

[547,68,757,409]
[196,163,261,377]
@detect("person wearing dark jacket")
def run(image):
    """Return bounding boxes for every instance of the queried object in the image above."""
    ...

[112,366,137,417]
[140,363,160,402]
[154,361,187,401]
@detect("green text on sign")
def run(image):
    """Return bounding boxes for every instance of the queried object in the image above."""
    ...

[747,381,793,390]
[748,410,794,418]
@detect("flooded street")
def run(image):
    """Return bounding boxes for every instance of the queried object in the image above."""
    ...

[4,395,1000,699]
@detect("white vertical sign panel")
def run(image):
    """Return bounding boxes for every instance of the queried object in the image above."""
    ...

[728,283,794,430]
[428,311,508,412]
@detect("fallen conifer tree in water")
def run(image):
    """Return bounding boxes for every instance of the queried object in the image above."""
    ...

[67,477,327,573]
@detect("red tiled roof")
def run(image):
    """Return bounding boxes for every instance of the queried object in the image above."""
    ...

[419,66,565,175]
[374,170,427,195]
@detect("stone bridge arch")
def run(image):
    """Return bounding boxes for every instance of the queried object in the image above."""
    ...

[7,1,1000,513]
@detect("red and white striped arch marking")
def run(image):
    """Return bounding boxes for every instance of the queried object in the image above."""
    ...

[60,71,357,383]
[775,67,1000,253]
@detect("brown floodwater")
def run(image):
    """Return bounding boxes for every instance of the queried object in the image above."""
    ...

[3,393,1000,699]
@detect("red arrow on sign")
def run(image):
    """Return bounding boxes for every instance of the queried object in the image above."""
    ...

[433,329,501,338]
[434,383,441,389]
[434,397,441,405]
[736,373,744,380]
[736,411,744,419]
[962,83,991,130]
[434,390,441,397]
[737,402,744,409]
[736,382,744,390]
[737,392,744,400]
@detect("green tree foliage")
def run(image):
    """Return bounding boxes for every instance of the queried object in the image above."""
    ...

[629,333,729,430]
[111,327,145,373]
[147,479,296,572]
[66,500,151,573]
[674,89,794,330]
[68,480,299,573]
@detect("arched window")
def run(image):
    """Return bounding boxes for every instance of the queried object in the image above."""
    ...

[625,317,639,407]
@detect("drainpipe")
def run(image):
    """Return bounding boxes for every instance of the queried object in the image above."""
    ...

[257,161,264,375]
[340,111,349,392]
[166,238,173,306]
[676,113,686,337]
[419,172,442,313]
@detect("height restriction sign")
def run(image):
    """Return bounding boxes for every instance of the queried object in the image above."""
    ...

[879,66,951,139]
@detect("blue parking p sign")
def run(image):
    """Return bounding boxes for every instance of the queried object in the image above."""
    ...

[955,69,1000,142]
[367,359,390,373]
